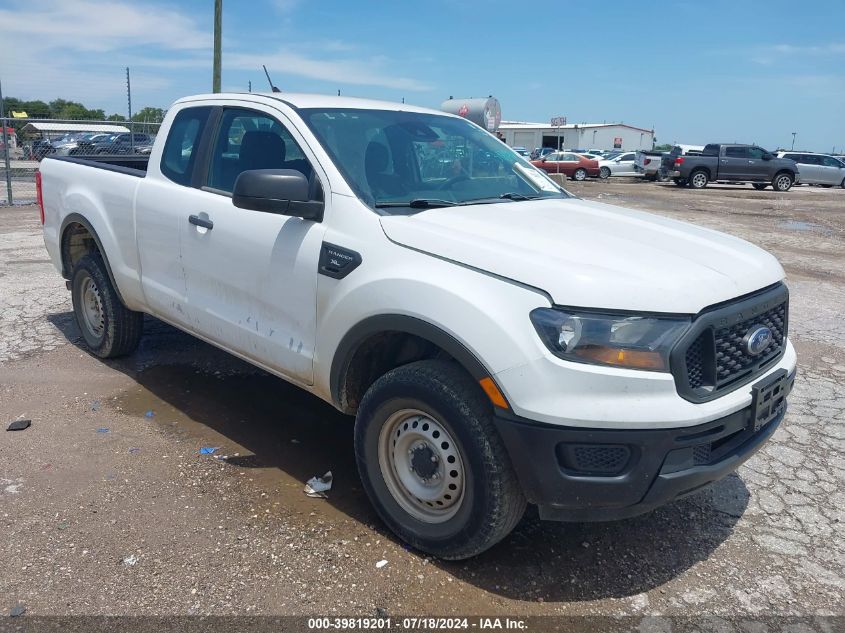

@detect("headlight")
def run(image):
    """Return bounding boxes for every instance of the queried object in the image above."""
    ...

[530,308,690,371]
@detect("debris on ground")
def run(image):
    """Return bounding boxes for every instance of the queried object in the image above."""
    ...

[10,604,26,617]
[128,447,141,454]
[96,427,110,434]
[144,410,155,418]
[376,559,388,569]
[122,554,138,566]
[57,522,69,530]
[199,447,219,455]
[304,471,333,498]
[91,400,101,412]
[6,419,31,431]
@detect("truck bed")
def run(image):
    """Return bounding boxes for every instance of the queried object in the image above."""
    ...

[45,154,149,178]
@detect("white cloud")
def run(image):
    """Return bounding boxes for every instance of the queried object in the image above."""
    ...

[0,0,209,52]
[751,42,845,64]
[226,50,432,91]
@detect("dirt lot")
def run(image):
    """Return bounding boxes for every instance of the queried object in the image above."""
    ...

[0,181,843,626]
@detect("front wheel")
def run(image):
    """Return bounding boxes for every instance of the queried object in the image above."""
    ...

[773,172,794,192]
[573,168,587,181]
[71,254,143,358]
[355,360,526,560]
[599,166,611,179]
[689,170,709,189]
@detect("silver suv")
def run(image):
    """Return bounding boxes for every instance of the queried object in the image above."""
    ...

[777,152,845,188]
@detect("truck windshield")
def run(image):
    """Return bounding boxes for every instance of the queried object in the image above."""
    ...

[299,108,571,213]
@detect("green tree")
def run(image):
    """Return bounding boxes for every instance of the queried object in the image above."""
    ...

[131,107,165,123]
[654,143,673,151]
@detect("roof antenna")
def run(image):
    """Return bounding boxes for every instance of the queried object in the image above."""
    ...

[262,65,281,93]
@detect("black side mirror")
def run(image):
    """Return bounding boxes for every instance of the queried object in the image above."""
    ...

[232,169,323,221]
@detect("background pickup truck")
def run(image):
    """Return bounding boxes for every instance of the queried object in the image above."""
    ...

[38,92,797,559]
[669,143,798,191]
[634,150,668,181]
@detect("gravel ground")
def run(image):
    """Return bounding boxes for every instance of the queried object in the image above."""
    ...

[0,181,843,627]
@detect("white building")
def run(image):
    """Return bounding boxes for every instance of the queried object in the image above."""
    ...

[500,121,655,152]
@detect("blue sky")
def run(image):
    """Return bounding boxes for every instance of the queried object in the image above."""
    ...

[1,0,843,151]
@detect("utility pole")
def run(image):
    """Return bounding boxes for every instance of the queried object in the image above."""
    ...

[791,132,796,150]
[0,77,13,205]
[126,67,134,153]
[213,0,222,93]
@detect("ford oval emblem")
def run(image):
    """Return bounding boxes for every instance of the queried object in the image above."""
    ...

[745,326,773,356]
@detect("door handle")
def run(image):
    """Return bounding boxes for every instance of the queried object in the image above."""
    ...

[189,214,213,230]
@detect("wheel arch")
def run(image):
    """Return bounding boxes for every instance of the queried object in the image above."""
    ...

[330,314,494,415]
[60,213,126,304]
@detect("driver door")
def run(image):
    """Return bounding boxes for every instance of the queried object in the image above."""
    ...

[180,105,328,384]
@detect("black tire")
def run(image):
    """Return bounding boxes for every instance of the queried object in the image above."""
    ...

[772,172,793,192]
[355,360,526,560]
[599,166,611,179]
[71,254,143,358]
[841,178,845,189]
[573,168,587,181]
[752,183,768,190]
[820,184,833,188]
[688,170,709,189]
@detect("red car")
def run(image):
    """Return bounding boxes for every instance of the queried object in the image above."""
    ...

[530,151,600,181]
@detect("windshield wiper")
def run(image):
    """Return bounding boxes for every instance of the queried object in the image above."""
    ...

[498,192,544,201]
[375,198,464,209]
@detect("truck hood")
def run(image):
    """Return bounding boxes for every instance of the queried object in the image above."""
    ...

[379,198,785,313]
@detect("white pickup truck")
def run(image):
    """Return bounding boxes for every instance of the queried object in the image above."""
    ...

[38,92,796,559]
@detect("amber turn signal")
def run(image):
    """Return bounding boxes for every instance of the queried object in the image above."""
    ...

[479,377,509,409]
[575,346,666,370]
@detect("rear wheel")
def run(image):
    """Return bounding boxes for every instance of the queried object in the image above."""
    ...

[773,172,794,192]
[573,168,587,181]
[599,166,611,179]
[71,254,143,358]
[355,360,526,560]
[841,178,845,189]
[689,170,709,189]
[752,183,768,190]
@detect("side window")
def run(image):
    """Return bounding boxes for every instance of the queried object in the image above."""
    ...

[725,146,749,158]
[822,156,843,168]
[160,106,212,186]
[801,154,820,165]
[747,147,766,159]
[207,108,314,194]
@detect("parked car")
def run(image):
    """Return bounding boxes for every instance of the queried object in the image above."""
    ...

[529,147,556,160]
[597,151,637,178]
[669,144,798,191]
[55,133,113,156]
[78,133,154,155]
[634,150,668,181]
[39,91,796,559]
[511,146,530,158]
[531,151,599,180]
[775,152,845,188]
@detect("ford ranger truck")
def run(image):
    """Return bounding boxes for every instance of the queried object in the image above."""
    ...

[670,143,799,191]
[38,93,797,559]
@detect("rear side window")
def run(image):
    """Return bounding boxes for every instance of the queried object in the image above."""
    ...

[725,146,750,158]
[800,154,821,165]
[161,106,212,186]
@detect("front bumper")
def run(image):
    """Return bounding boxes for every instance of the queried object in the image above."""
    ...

[493,369,795,522]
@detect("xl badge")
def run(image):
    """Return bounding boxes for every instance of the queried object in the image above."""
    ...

[745,326,773,356]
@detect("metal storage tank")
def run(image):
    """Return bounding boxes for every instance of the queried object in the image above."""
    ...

[440,97,502,132]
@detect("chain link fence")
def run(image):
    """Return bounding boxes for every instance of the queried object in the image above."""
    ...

[1,117,162,205]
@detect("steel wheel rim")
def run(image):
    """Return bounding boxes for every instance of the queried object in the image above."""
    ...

[80,276,105,338]
[378,408,466,523]
[776,175,790,190]
[575,169,586,181]
[692,173,706,187]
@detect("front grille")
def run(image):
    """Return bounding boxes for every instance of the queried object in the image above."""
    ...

[673,284,789,402]
[713,303,786,385]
